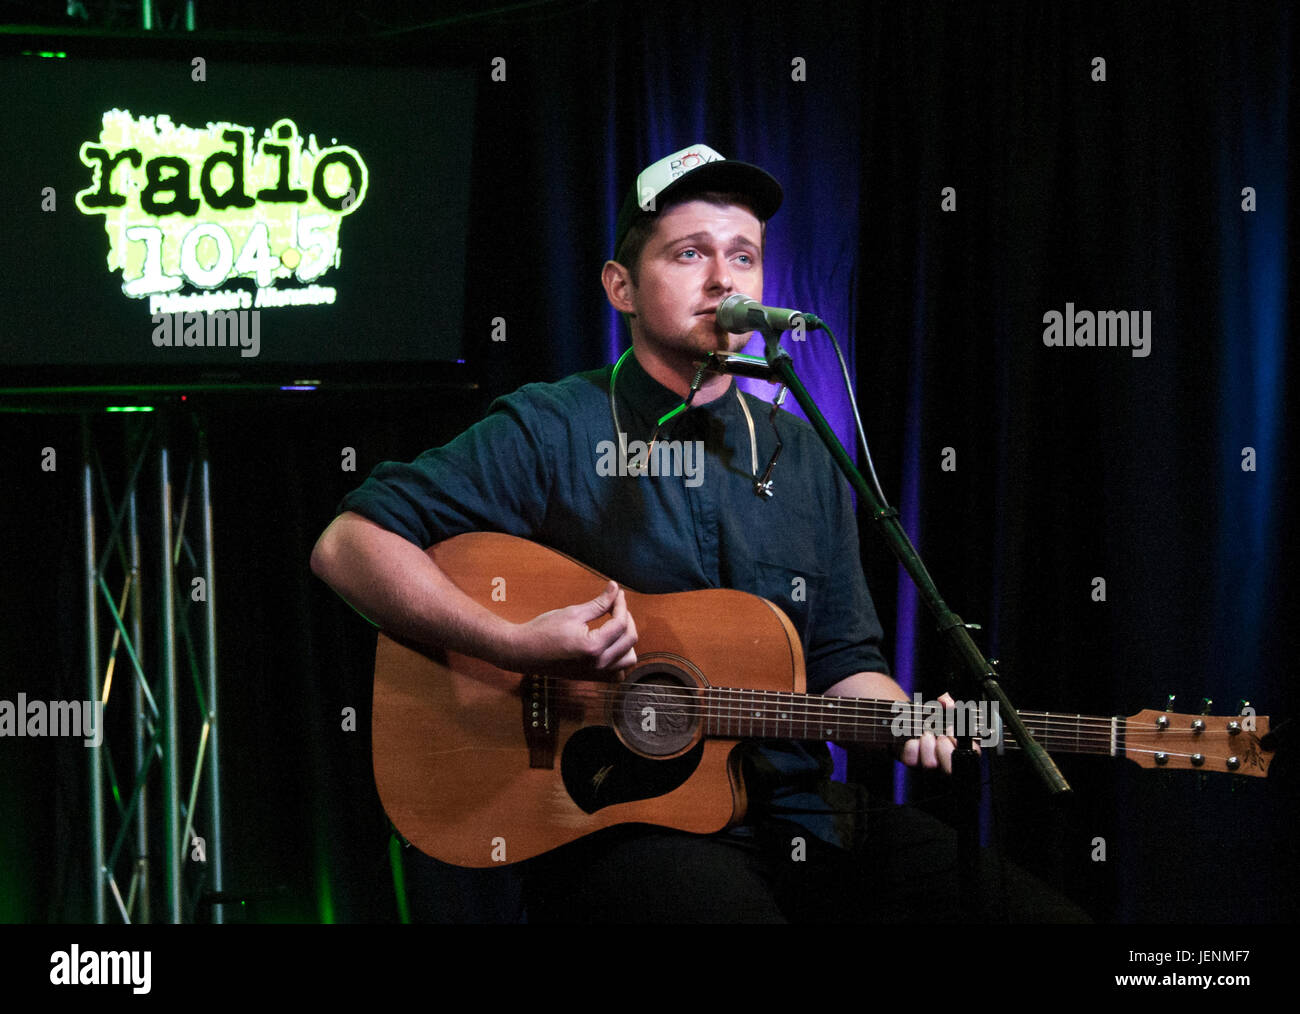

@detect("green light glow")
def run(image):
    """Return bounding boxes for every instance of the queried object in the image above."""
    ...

[104,406,155,413]
[316,856,335,925]
[389,834,410,925]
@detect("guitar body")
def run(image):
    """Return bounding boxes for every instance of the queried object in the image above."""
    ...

[373,532,807,868]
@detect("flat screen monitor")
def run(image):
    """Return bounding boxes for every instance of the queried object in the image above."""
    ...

[0,29,476,394]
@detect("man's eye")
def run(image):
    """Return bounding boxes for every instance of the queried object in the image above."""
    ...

[678,249,699,259]
[735,254,753,266]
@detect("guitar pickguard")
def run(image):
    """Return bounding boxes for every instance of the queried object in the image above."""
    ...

[561,726,705,814]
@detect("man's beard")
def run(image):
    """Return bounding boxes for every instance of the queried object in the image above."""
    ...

[642,317,749,373]
[686,316,745,354]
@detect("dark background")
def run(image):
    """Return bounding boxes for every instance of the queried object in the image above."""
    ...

[1,0,1295,928]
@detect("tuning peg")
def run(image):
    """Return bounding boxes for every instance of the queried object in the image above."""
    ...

[1200,697,1212,716]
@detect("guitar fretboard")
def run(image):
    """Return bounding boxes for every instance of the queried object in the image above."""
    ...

[700,687,1119,757]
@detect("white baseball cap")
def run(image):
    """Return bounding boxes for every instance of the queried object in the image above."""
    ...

[613,143,783,257]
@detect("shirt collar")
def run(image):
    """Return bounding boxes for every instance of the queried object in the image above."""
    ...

[613,347,739,425]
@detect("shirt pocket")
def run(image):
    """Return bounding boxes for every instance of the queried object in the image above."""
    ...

[752,557,827,653]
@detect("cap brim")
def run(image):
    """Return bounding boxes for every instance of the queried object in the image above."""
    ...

[652,160,783,222]
[614,158,783,259]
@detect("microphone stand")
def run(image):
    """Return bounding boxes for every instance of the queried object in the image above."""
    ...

[750,326,1072,921]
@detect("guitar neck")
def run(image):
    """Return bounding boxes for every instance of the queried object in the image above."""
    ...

[701,686,1114,757]
[699,687,1273,778]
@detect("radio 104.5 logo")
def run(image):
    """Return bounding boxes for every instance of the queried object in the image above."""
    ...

[76,111,368,312]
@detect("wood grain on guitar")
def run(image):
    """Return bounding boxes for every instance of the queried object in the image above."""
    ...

[372,533,1273,868]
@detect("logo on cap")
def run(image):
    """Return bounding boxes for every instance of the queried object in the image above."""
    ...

[670,151,717,176]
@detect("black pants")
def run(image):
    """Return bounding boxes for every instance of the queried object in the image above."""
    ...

[402,805,1091,924]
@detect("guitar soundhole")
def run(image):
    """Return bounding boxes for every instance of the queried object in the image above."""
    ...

[612,663,702,757]
[561,727,704,815]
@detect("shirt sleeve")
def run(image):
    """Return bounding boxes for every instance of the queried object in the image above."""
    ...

[337,385,558,549]
[802,463,891,694]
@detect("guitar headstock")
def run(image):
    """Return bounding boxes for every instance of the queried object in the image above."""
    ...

[1124,706,1273,778]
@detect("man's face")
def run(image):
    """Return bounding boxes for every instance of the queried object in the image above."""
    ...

[610,198,764,366]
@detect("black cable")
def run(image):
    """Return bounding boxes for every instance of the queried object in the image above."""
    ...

[821,322,891,508]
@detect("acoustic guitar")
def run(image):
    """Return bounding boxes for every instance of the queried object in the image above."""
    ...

[372,533,1273,868]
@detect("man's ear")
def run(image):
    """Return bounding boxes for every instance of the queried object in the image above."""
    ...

[601,260,637,316]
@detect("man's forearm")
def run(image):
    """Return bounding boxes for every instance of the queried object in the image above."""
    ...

[310,511,519,667]
[824,670,907,703]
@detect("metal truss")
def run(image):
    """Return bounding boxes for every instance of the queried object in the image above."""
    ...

[81,409,223,923]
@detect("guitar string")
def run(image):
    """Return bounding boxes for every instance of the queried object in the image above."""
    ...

[535,697,1117,741]
[494,682,1259,764]
[523,690,1241,760]
[517,683,1244,751]
[525,693,1245,760]
[527,685,1231,738]
[520,670,1227,722]
[524,680,1224,732]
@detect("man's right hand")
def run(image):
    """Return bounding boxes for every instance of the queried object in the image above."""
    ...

[312,512,637,676]
[504,581,638,674]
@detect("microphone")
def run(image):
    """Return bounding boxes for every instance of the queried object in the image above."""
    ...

[714,293,824,334]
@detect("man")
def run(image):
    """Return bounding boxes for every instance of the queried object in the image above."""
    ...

[312,144,969,922]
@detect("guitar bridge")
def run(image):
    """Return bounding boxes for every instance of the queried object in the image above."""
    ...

[523,674,555,768]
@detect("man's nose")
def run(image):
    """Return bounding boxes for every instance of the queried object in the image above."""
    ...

[705,252,734,291]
